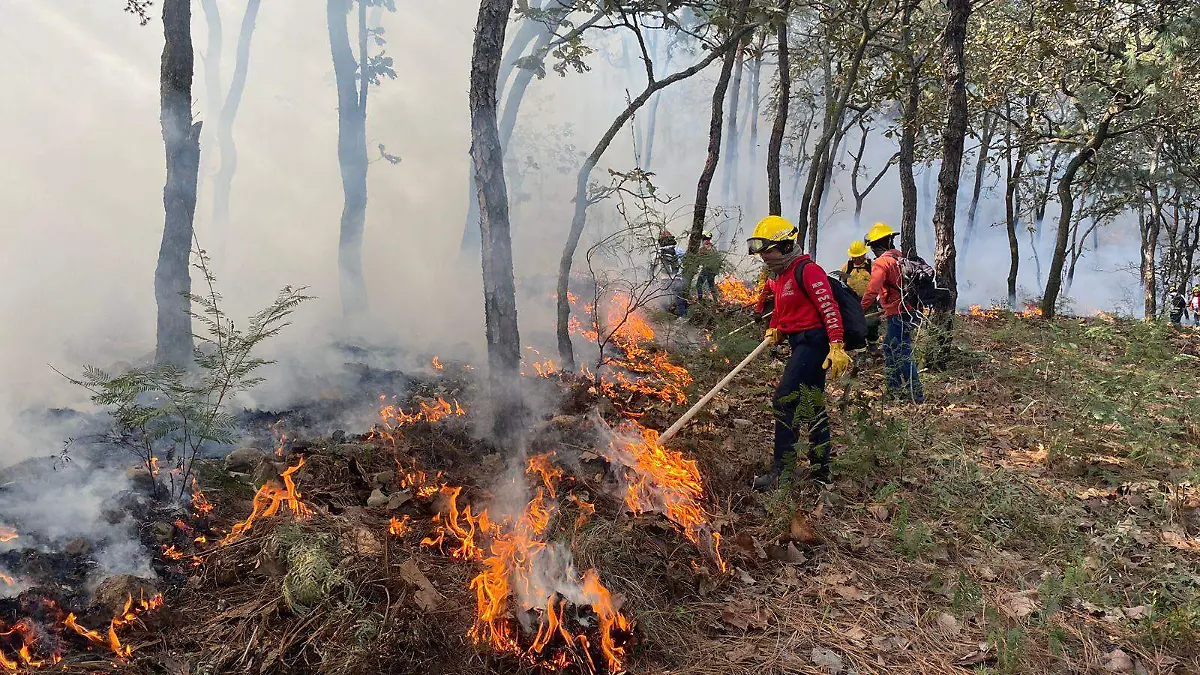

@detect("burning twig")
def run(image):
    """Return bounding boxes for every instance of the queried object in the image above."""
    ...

[0,527,16,544]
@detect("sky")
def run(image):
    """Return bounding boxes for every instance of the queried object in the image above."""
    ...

[0,0,1144,464]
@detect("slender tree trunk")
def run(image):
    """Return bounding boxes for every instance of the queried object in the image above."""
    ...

[742,45,764,215]
[211,0,262,264]
[1033,146,1061,241]
[898,0,920,254]
[962,110,997,260]
[927,0,970,367]
[721,44,746,207]
[1144,191,1163,319]
[328,0,369,317]
[767,0,791,217]
[689,0,751,259]
[471,0,522,440]
[1004,121,1025,309]
[1041,117,1115,318]
[199,0,222,175]
[799,11,874,249]
[556,24,757,368]
[156,0,202,367]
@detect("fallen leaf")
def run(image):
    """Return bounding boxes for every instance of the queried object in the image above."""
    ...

[788,510,822,545]
[1161,529,1200,552]
[977,565,998,582]
[397,559,443,612]
[844,626,868,643]
[955,643,995,666]
[1102,648,1134,672]
[936,612,961,635]
[810,648,844,674]
[867,504,890,521]
[834,585,869,602]
[737,567,756,585]
[999,590,1039,619]
[1076,487,1117,500]
[767,542,808,565]
[721,599,768,631]
[1123,605,1151,620]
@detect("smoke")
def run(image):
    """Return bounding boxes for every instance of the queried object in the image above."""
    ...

[0,1,1150,472]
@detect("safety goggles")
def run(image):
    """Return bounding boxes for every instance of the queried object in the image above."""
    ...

[747,237,795,255]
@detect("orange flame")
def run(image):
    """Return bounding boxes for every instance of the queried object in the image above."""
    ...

[388,515,412,536]
[371,396,467,445]
[526,453,564,499]
[968,304,1001,318]
[432,356,444,371]
[162,545,184,561]
[1020,303,1044,318]
[219,458,313,545]
[0,527,16,544]
[716,275,760,307]
[0,620,59,670]
[64,592,164,659]
[604,422,726,572]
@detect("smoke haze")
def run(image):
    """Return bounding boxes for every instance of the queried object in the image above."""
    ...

[0,1,1141,465]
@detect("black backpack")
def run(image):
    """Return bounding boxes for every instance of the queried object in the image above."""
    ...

[898,253,950,309]
[796,260,869,351]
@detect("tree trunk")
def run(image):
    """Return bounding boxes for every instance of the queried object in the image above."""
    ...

[688,0,751,259]
[742,43,764,217]
[721,43,746,207]
[927,0,970,367]
[1004,127,1024,309]
[1041,117,1114,318]
[199,0,222,176]
[798,10,874,248]
[470,0,522,440]
[641,48,672,169]
[556,24,757,368]
[962,110,997,260]
[1033,146,1061,241]
[767,0,790,217]
[211,0,262,264]
[156,0,202,367]
[328,0,369,318]
[1143,190,1163,319]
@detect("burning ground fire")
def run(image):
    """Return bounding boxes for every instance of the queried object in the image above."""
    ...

[0,591,164,669]
[220,457,313,545]
[716,274,761,307]
[419,454,633,673]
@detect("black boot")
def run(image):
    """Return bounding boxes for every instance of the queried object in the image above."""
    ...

[752,471,780,492]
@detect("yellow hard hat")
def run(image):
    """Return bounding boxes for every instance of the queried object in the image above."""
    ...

[865,222,898,244]
[748,216,798,254]
[848,240,868,258]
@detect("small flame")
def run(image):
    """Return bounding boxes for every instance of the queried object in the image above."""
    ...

[162,545,184,561]
[220,458,313,545]
[968,304,1001,318]
[432,356,444,371]
[0,527,16,544]
[0,620,59,670]
[388,515,412,536]
[1020,303,1044,318]
[526,453,564,499]
[371,397,467,445]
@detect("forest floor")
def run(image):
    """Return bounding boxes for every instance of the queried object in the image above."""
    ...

[120,307,1200,675]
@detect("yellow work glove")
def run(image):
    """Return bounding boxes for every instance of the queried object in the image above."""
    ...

[823,342,851,379]
[765,327,782,345]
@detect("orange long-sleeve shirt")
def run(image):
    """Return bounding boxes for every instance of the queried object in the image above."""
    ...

[860,250,905,317]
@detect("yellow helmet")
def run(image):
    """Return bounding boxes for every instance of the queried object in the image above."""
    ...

[848,240,868,258]
[748,216,798,254]
[865,222,898,244]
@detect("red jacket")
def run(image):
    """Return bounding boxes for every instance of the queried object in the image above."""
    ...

[756,256,844,342]
[861,249,904,317]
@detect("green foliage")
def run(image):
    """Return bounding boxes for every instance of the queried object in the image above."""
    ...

[273,524,346,614]
[63,249,311,501]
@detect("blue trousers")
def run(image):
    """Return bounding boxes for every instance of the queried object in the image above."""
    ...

[773,330,831,475]
[884,315,924,402]
[696,270,719,302]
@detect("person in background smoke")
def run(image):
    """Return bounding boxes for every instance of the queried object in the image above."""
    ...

[695,231,722,304]
[841,240,879,356]
[656,229,679,276]
[748,216,852,490]
[861,222,924,403]
[1167,286,1188,326]
[1190,286,1200,326]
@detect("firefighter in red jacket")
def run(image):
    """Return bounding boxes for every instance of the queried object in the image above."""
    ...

[749,216,851,489]
[860,222,924,403]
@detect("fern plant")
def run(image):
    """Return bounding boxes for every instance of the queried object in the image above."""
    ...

[61,247,312,502]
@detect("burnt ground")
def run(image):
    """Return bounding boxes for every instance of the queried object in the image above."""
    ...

[20,309,1200,675]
